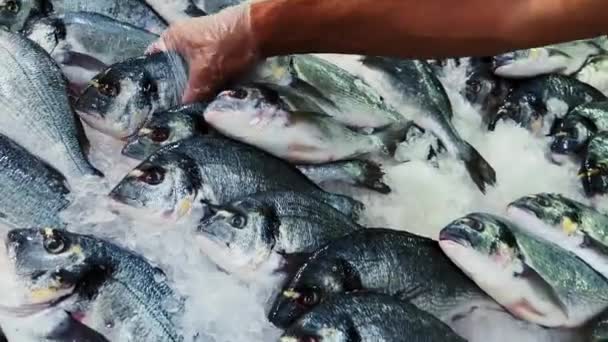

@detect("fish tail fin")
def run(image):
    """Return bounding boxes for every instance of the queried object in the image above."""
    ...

[462,143,497,194]
[348,160,391,194]
[322,193,365,221]
[375,121,413,156]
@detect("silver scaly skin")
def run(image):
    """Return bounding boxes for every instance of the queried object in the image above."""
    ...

[280,292,466,342]
[508,192,608,279]
[549,101,608,157]
[0,133,69,229]
[110,136,364,221]
[3,228,184,341]
[269,228,493,333]
[493,36,608,78]
[0,29,100,179]
[195,190,362,277]
[580,131,608,197]
[439,212,608,328]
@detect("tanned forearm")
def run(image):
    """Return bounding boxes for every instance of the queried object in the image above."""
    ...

[251,0,608,59]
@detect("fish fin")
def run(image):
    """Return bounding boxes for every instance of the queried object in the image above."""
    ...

[47,314,109,342]
[275,252,312,277]
[335,258,363,292]
[351,160,391,194]
[375,121,411,156]
[320,193,365,221]
[516,263,569,319]
[185,2,207,17]
[462,143,497,193]
[289,78,337,109]
[58,51,107,72]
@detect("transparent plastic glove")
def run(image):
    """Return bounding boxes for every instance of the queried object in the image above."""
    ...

[146,4,258,103]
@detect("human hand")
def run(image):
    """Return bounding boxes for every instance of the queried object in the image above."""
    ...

[146,4,259,103]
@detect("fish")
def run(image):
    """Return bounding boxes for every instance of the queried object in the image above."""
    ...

[252,54,401,128]
[0,133,70,229]
[574,56,608,95]
[204,84,410,164]
[591,311,608,342]
[280,292,466,342]
[361,56,497,193]
[439,212,608,328]
[110,136,364,221]
[461,62,514,124]
[493,36,608,78]
[144,0,206,22]
[193,0,243,14]
[75,51,189,139]
[489,74,606,134]
[0,29,100,179]
[295,160,391,194]
[122,102,211,160]
[23,11,159,93]
[507,193,608,279]
[579,131,608,197]
[269,228,493,331]
[195,190,362,279]
[2,228,184,341]
[0,0,49,32]
[549,101,608,157]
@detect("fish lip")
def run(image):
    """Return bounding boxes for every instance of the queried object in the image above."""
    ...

[107,189,144,208]
[438,228,471,247]
[0,289,76,318]
[492,54,515,70]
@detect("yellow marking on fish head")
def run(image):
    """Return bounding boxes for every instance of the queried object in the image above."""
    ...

[89,79,100,88]
[562,217,579,236]
[282,289,301,299]
[271,65,288,80]
[67,244,83,257]
[139,127,153,135]
[529,48,541,60]
[30,287,62,303]
[176,197,193,219]
[578,168,601,178]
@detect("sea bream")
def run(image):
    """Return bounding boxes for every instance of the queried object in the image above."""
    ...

[0,133,70,229]
[204,84,409,164]
[361,56,497,193]
[549,101,608,158]
[23,11,159,93]
[0,28,100,179]
[489,74,606,134]
[76,51,188,139]
[439,212,608,328]
[195,190,362,279]
[252,54,401,129]
[507,193,608,279]
[492,36,608,78]
[280,292,466,342]
[110,136,364,221]
[579,131,608,197]
[0,228,184,341]
[269,228,494,333]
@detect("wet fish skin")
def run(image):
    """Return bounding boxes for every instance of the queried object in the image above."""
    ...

[493,36,608,78]
[0,0,48,32]
[361,56,497,193]
[507,192,608,279]
[24,11,159,93]
[296,159,391,194]
[0,29,100,179]
[253,55,401,128]
[122,102,211,160]
[439,212,608,328]
[194,0,243,14]
[549,101,608,156]
[195,190,362,277]
[490,74,606,134]
[580,131,608,197]
[204,84,409,164]
[0,133,70,229]
[75,51,188,139]
[145,0,206,22]
[280,292,466,342]
[269,228,490,330]
[110,136,364,221]
[5,228,184,342]
[461,62,514,124]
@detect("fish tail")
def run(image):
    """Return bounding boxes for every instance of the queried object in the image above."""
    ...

[462,143,497,194]
[322,193,365,221]
[349,160,391,194]
[375,121,413,156]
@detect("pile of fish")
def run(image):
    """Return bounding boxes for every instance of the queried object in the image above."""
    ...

[1,1,608,341]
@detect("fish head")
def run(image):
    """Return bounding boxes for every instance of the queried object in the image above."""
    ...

[109,152,200,220]
[0,0,47,32]
[195,197,278,273]
[122,109,206,160]
[2,228,90,312]
[463,68,511,120]
[549,114,595,155]
[490,88,546,132]
[75,57,158,139]
[580,156,608,197]
[204,84,287,132]
[269,256,357,328]
[439,213,521,281]
[21,15,63,53]
[280,312,359,342]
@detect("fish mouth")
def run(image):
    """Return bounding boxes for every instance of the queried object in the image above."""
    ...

[438,228,472,247]
[579,162,608,197]
[0,286,76,318]
[492,53,515,70]
[107,188,145,209]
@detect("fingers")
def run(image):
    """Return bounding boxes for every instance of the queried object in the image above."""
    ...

[182,66,214,103]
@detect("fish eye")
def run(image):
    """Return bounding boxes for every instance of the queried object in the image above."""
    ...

[296,289,319,307]
[149,127,170,142]
[537,197,550,206]
[229,88,248,100]
[230,214,247,229]
[97,81,119,98]
[470,220,484,232]
[4,0,19,13]
[43,232,67,254]
[467,79,481,94]
[137,166,165,185]
[142,78,158,96]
